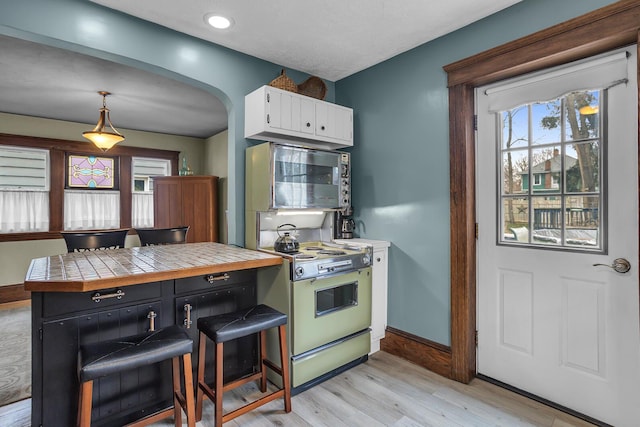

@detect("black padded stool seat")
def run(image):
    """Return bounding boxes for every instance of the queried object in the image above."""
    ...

[195,304,291,426]
[77,325,196,427]
[79,325,193,382]
[197,304,287,343]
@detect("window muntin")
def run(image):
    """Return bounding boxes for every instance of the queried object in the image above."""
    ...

[499,89,603,250]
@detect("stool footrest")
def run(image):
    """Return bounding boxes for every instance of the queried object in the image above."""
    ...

[262,359,283,376]
[222,390,285,424]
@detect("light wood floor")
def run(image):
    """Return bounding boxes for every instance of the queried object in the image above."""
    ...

[1,350,597,426]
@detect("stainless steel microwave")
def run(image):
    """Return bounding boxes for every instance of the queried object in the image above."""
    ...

[246,142,350,210]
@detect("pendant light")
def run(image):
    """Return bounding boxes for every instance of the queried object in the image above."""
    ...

[82,91,125,151]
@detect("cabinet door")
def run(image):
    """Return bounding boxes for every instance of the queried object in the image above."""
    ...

[316,103,352,142]
[153,179,183,229]
[176,284,256,384]
[371,248,389,341]
[333,106,353,142]
[299,96,315,135]
[180,177,217,242]
[41,302,167,427]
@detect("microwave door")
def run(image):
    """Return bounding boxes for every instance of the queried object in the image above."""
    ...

[273,147,341,208]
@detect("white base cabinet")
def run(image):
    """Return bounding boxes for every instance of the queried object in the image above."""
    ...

[335,238,390,353]
[245,85,353,150]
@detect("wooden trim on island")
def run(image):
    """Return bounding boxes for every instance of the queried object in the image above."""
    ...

[443,0,640,384]
[0,283,30,304]
[381,327,452,379]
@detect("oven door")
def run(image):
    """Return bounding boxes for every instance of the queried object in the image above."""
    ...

[291,267,371,355]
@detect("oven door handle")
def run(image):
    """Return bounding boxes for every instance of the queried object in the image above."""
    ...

[308,268,365,284]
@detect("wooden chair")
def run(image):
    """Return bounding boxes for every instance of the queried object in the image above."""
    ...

[61,229,129,253]
[135,226,190,246]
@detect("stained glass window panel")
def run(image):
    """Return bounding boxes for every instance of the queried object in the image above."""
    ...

[68,155,115,189]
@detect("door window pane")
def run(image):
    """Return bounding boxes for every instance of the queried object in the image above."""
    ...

[498,90,603,251]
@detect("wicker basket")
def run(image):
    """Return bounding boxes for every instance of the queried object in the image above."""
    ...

[269,69,298,93]
[297,76,327,100]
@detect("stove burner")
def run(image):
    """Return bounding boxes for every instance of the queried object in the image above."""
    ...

[303,246,324,251]
[317,250,347,256]
[295,254,316,260]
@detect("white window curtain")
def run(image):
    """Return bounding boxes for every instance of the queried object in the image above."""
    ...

[132,192,154,228]
[484,49,629,112]
[0,190,49,232]
[64,190,120,230]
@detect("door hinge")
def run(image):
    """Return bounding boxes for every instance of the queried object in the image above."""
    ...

[473,114,478,131]
[475,330,478,347]
[475,223,478,239]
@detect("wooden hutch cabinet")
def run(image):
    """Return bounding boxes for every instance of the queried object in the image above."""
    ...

[153,175,219,243]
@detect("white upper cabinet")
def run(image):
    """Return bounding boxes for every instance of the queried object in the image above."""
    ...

[245,85,353,150]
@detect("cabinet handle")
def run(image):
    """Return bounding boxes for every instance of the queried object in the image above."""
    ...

[206,273,230,283]
[376,257,381,262]
[184,303,193,329]
[306,122,311,128]
[267,114,270,124]
[321,125,326,131]
[91,289,124,303]
[147,310,157,332]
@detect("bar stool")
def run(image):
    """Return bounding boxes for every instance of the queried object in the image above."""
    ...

[135,226,190,246]
[77,325,196,427]
[62,229,129,253]
[195,304,291,426]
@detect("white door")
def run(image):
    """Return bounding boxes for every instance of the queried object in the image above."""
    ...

[476,47,640,427]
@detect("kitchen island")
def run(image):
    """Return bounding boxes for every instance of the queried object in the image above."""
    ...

[24,242,282,427]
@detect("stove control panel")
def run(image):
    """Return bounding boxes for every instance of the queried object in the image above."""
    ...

[318,259,353,275]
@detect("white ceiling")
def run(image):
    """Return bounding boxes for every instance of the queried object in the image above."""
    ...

[1,0,521,138]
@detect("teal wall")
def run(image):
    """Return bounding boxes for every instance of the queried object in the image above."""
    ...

[0,0,334,247]
[336,0,617,345]
[0,0,619,346]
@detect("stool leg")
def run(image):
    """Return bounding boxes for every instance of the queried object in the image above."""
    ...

[172,357,182,427]
[196,331,207,422]
[181,353,196,427]
[278,324,292,413]
[77,380,93,427]
[259,330,267,392]
[215,341,224,427]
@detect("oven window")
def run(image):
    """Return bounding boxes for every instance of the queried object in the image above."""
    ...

[315,281,358,317]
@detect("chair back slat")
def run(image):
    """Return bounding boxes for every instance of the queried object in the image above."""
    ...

[62,229,129,253]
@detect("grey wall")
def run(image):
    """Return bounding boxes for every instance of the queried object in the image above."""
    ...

[336,0,618,345]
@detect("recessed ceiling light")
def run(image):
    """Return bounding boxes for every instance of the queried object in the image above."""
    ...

[205,13,233,30]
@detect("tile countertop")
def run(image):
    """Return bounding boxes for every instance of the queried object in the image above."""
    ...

[24,242,282,293]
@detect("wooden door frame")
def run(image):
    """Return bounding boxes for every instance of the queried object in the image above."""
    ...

[443,0,640,383]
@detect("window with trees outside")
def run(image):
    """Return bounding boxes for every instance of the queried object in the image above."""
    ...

[500,89,602,250]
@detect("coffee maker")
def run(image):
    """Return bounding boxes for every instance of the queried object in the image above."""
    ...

[334,206,355,239]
